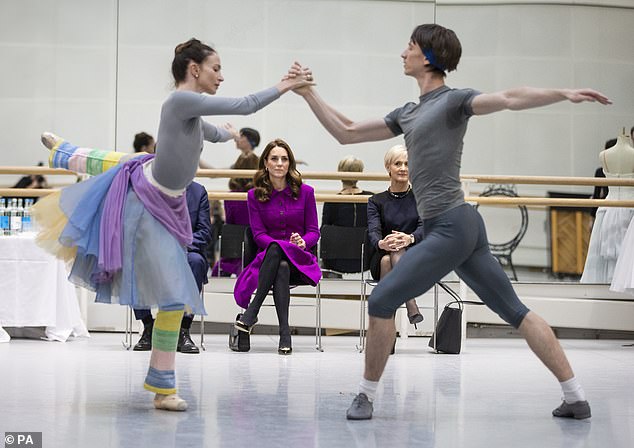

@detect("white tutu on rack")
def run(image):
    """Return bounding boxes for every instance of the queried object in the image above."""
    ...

[581,175,634,284]
[610,218,634,293]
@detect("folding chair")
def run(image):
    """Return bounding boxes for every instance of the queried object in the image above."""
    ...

[318,225,373,349]
[243,227,323,351]
[319,225,370,278]
[122,291,207,351]
[214,223,247,277]
[122,307,134,350]
[358,275,442,353]
[201,223,249,349]
[122,222,243,350]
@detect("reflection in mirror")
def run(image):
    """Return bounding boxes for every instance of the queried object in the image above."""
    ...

[434,2,634,285]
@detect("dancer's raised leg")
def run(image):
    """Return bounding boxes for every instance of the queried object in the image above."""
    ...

[41,132,136,175]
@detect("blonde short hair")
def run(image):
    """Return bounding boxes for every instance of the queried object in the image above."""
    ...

[338,155,364,188]
[384,144,408,170]
[338,155,364,173]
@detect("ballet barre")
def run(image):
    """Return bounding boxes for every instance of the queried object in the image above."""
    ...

[4,167,634,207]
[6,166,634,186]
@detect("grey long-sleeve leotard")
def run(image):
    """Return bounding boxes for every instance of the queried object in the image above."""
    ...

[152,87,281,190]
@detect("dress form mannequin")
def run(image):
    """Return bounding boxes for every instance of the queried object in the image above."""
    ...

[582,129,634,284]
[599,130,634,176]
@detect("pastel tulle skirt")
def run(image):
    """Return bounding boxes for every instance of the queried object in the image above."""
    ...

[581,207,634,284]
[32,165,204,314]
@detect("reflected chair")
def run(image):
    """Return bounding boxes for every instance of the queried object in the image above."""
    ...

[476,184,528,280]
[243,227,323,351]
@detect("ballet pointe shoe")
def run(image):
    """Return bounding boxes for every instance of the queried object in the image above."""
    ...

[153,393,188,411]
[41,132,63,150]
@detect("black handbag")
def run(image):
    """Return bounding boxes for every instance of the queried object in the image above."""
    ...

[229,314,250,352]
[428,301,464,354]
[428,282,485,354]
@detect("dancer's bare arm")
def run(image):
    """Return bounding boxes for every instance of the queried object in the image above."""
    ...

[298,87,394,144]
[288,62,394,144]
[472,87,611,116]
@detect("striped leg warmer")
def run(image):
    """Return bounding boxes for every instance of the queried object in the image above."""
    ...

[143,309,184,395]
[48,139,136,175]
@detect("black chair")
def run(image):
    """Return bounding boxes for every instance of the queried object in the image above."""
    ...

[318,225,373,350]
[196,223,248,350]
[214,223,247,277]
[476,184,529,280]
[356,228,442,353]
[319,225,371,277]
[243,227,323,351]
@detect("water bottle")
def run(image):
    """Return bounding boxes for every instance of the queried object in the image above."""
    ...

[18,199,24,232]
[10,198,21,235]
[22,198,32,233]
[0,198,8,235]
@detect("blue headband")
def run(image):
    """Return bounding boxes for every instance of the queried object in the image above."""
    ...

[423,48,446,72]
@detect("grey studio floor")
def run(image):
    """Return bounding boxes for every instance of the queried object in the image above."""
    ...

[1,333,633,448]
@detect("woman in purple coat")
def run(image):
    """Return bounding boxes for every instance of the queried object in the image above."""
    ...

[233,139,321,354]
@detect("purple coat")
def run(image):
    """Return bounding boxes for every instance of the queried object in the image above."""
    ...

[233,183,321,307]
[224,199,250,226]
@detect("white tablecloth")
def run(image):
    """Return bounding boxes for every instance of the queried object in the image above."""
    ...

[0,233,89,342]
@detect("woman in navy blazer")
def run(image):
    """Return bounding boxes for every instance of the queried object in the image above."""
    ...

[367,145,425,326]
[233,139,320,354]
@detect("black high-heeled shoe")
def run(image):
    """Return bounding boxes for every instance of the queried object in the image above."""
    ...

[234,317,258,333]
[408,313,424,329]
[278,334,292,355]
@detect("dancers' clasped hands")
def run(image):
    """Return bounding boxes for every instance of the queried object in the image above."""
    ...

[283,62,314,94]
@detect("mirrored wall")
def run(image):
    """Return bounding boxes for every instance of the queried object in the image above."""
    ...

[1,0,633,282]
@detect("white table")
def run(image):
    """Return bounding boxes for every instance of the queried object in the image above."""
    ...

[0,233,89,342]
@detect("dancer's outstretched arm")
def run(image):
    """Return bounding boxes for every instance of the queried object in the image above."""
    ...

[171,75,313,120]
[471,87,611,116]
[296,87,394,145]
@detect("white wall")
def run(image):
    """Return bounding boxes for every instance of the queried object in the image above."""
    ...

[1,0,633,268]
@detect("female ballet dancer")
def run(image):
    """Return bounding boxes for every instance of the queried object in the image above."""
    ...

[34,38,312,411]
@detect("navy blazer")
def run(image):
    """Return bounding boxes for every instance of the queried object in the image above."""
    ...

[186,181,212,257]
